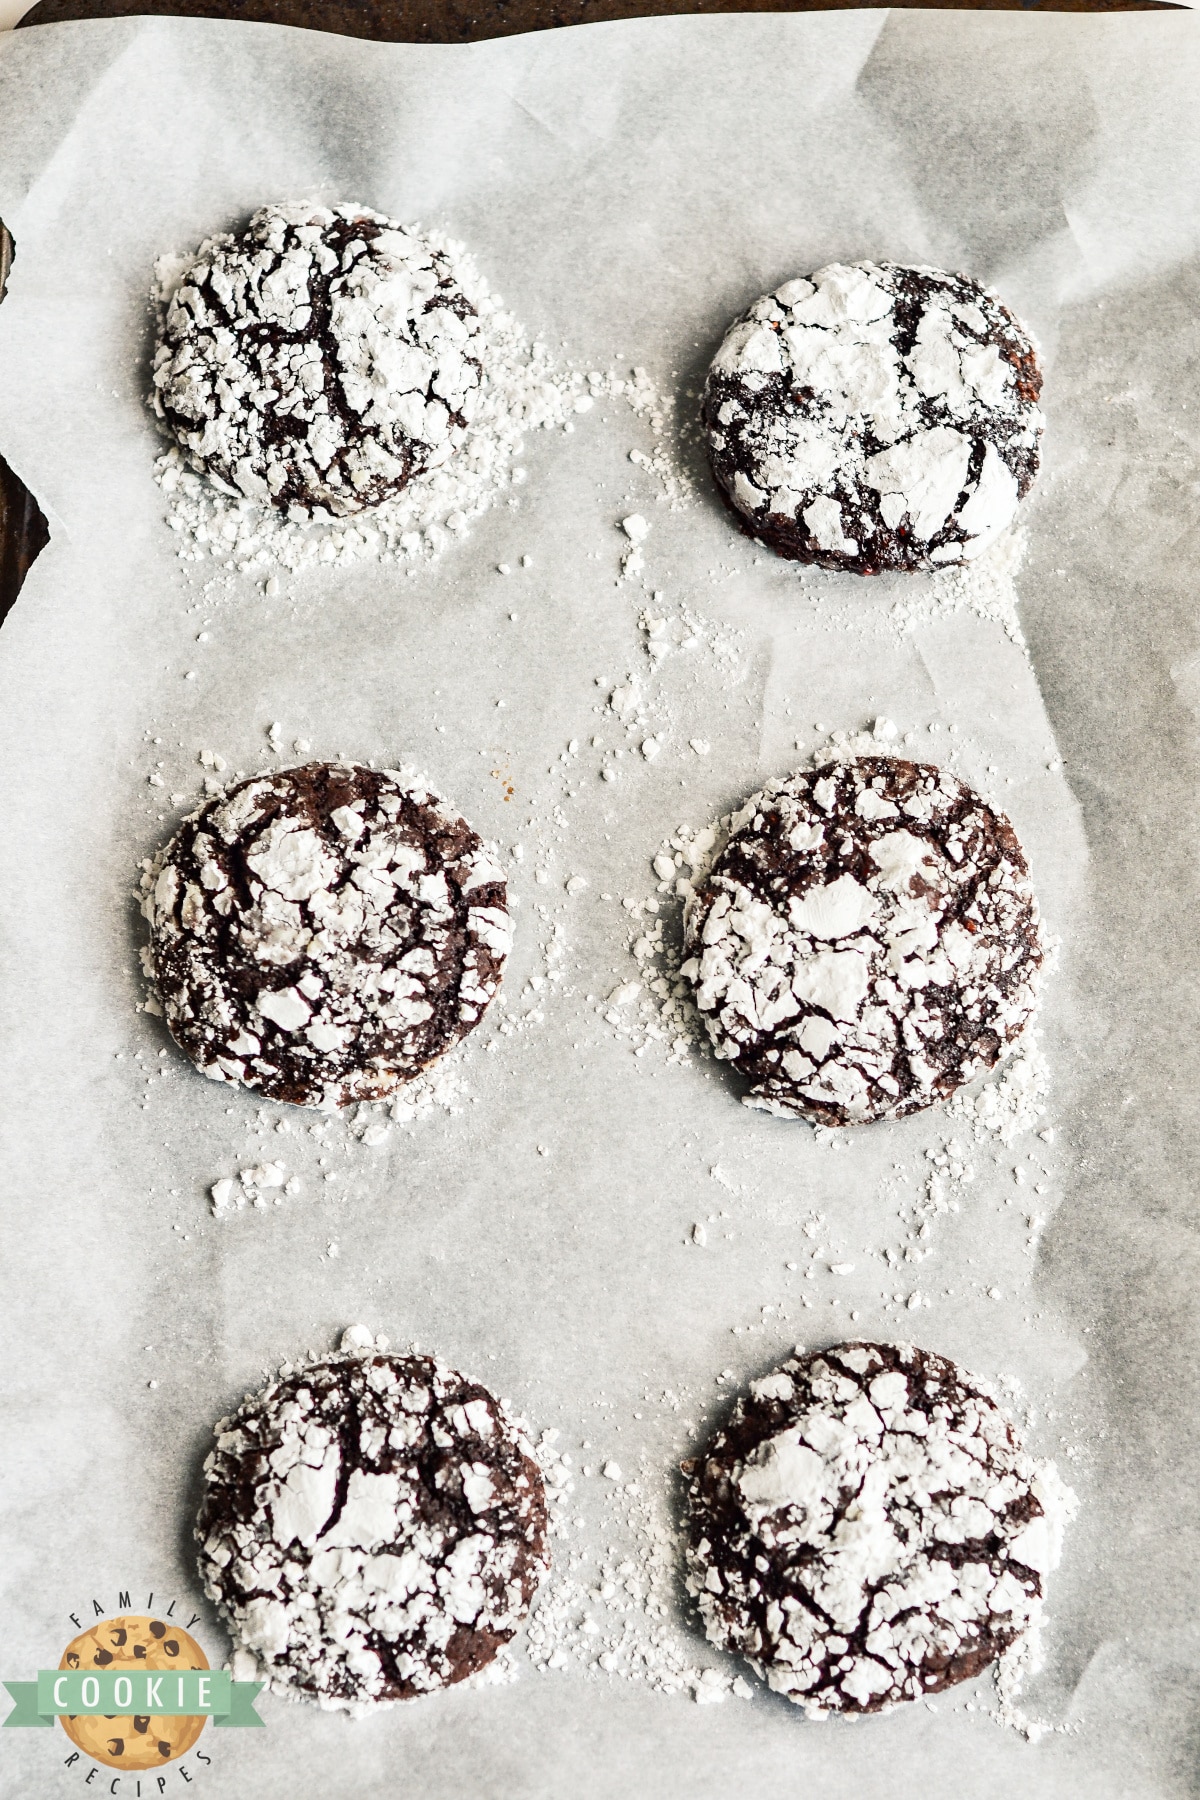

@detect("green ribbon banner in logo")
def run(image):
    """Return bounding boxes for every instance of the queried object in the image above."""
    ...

[3,1670,263,1728]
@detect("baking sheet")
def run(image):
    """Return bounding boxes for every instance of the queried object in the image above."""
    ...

[1,10,1199,1795]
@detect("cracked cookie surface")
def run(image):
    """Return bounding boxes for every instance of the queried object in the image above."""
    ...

[197,1338,549,1709]
[152,202,483,519]
[684,1341,1061,1716]
[681,756,1043,1125]
[143,761,509,1109]
[703,262,1042,572]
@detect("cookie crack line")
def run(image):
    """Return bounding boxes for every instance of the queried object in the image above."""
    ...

[702,261,1043,574]
[313,1385,363,1546]
[141,761,510,1110]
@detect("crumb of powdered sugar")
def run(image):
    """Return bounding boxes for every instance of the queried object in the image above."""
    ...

[385,1059,468,1128]
[950,1034,1051,1144]
[210,1160,299,1216]
[586,365,697,511]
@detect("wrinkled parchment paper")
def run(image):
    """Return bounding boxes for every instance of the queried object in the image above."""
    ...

[2,11,1200,1795]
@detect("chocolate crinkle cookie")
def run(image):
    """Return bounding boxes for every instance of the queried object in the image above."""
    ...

[141,761,509,1109]
[684,1342,1074,1717]
[152,202,484,519]
[197,1330,549,1710]
[682,756,1043,1126]
[702,262,1042,572]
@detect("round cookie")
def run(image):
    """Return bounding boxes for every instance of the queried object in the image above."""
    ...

[684,1341,1067,1716]
[58,1616,208,1770]
[142,762,509,1109]
[152,202,484,519]
[681,756,1043,1125]
[702,261,1042,573]
[196,1332,549,1709]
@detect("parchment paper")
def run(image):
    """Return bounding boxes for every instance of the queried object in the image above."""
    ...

[1,12,1200,1796]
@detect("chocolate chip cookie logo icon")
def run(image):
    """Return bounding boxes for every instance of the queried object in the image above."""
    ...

[3,1610,263,1776]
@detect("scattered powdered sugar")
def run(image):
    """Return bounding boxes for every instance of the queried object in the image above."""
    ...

[528,1431,751,1703]
[789,525,1029,648]
[889,524,1028,645]
[210,1159,298,1215]
[950,1032,1050,1144]
[205,1063,468,1216]
[599,854,711,1067]
[990,1461,1080,1740]
[201,1058,467,1216]
[382,1057,469,1128]
[635,596,743,673]
[585,364,697,513]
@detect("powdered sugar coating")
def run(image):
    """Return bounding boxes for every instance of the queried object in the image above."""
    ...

[685,1341,1066,1717]
[197,1338,548,1708]
[152,203,483,519]
[681,756,1043,1125]
[142,762,510,1109]
[703,262,1042,573]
